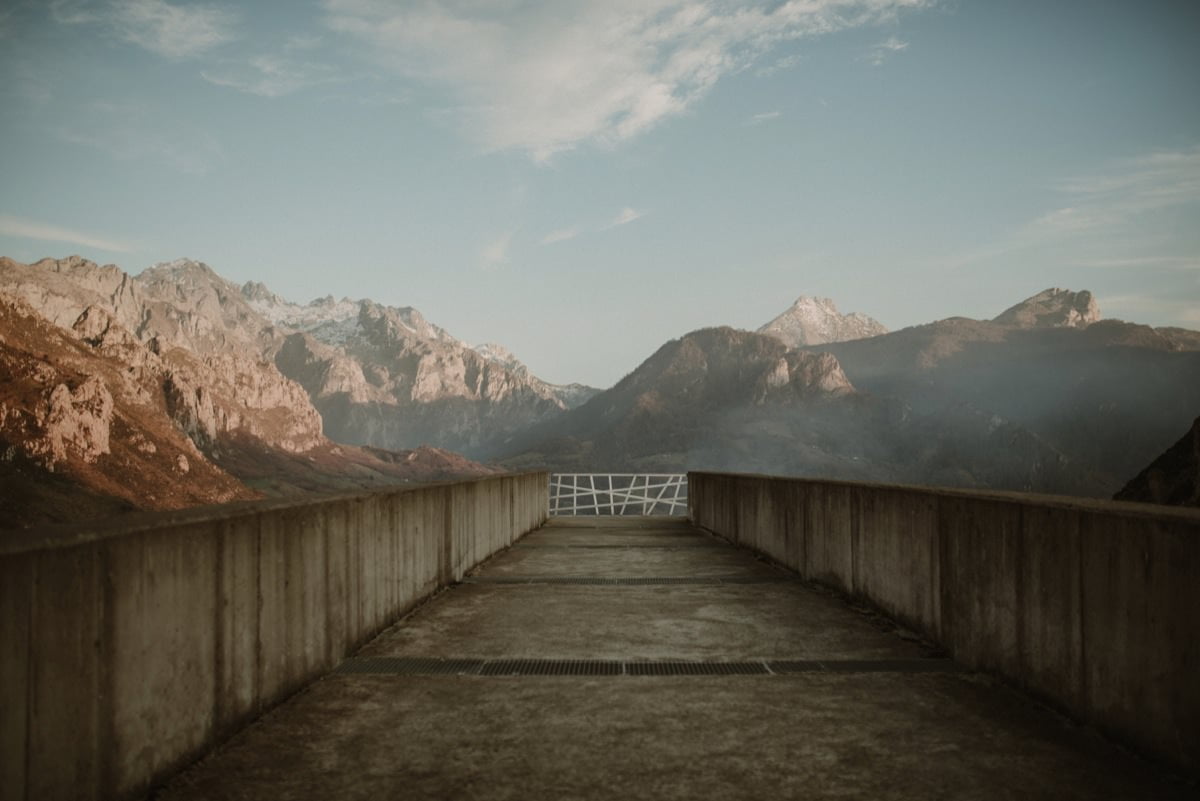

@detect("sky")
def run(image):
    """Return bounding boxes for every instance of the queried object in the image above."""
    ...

[1,0,1198,388]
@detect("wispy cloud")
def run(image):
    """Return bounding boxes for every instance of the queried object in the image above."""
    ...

[1101,289,1200,327]
[948,145,1200,270]
[202,55,345,97]
[480,231,512,270]
[609,207,644,228]
[862,35,908,66]
[284,34,323,51]
[1049,146,1200,226]
[756,53,803,77]
[53,0,237,59]
[540,227,581,246]
[48,0,99,25]
[321,0,932,161]
[746,110,781,126]
[539,206,646,246]
[0,215,134,253]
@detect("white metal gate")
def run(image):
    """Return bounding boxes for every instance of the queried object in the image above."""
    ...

[549,474,688,516]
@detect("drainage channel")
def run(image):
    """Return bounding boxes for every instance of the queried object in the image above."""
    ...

[461,576,796,585]
[514,542,730,549]
[334,657,963,677]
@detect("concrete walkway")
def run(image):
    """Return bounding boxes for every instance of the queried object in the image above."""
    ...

[158,518,1191,800]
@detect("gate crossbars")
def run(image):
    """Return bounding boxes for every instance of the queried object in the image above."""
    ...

[549,473,688,516]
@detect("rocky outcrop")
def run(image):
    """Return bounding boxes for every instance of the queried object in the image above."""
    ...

[136,258,282,355]
[993,288,1100,329]
[759,296,887,348]
[756,350,853,400]
[0,290,257,517]
[25,376,114,468]
[0,255,148,335]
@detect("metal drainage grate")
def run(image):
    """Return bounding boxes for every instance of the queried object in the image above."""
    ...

[514,542,728,550]
[480,659,624,676]
[462,576,793,586]
[627,661,770,676]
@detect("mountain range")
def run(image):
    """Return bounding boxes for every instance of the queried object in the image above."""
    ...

[496,287,1200,500]
[3,254,1197,526]
[0,256,558,526]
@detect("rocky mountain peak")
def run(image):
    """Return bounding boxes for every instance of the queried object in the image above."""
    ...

[628,327,855,400]
[993,288,1100,329]
[758,295,887,347]
[244,285,360,343]
[139,258,230,290]
[474,343,523,371]
[31,255,127,289]
[1,256,145,334]
[241,280,283,306]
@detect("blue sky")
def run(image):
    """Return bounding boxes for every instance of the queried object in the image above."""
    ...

[2,0,1198,387]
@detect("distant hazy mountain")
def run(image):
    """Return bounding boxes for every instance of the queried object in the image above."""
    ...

[493,326,851,470]
[1115,416,1200,507]
[494,325,1103,496]
[758,295,887,347]
[802,288,1200,495]
[261,294,598,455]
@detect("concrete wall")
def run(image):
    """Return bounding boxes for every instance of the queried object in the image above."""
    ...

[689,471,1200,777]
[0,472,548,801]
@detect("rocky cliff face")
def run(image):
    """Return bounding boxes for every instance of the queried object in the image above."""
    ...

[758,296,887,347]
[253,285,597,454]
[993,288,1100,329]
[0,257,325,457]
[0,291,257,522]
[0,258,507,527]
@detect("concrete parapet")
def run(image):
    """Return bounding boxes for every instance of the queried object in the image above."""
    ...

[688,471,1200,777]
[0,472,549,801]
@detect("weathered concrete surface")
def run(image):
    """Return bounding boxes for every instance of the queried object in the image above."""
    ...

[688,472,1200,778]
[158,518,1192,800]
[357,583,927,661]
[488,540,780,578]
[0,472,548,801]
